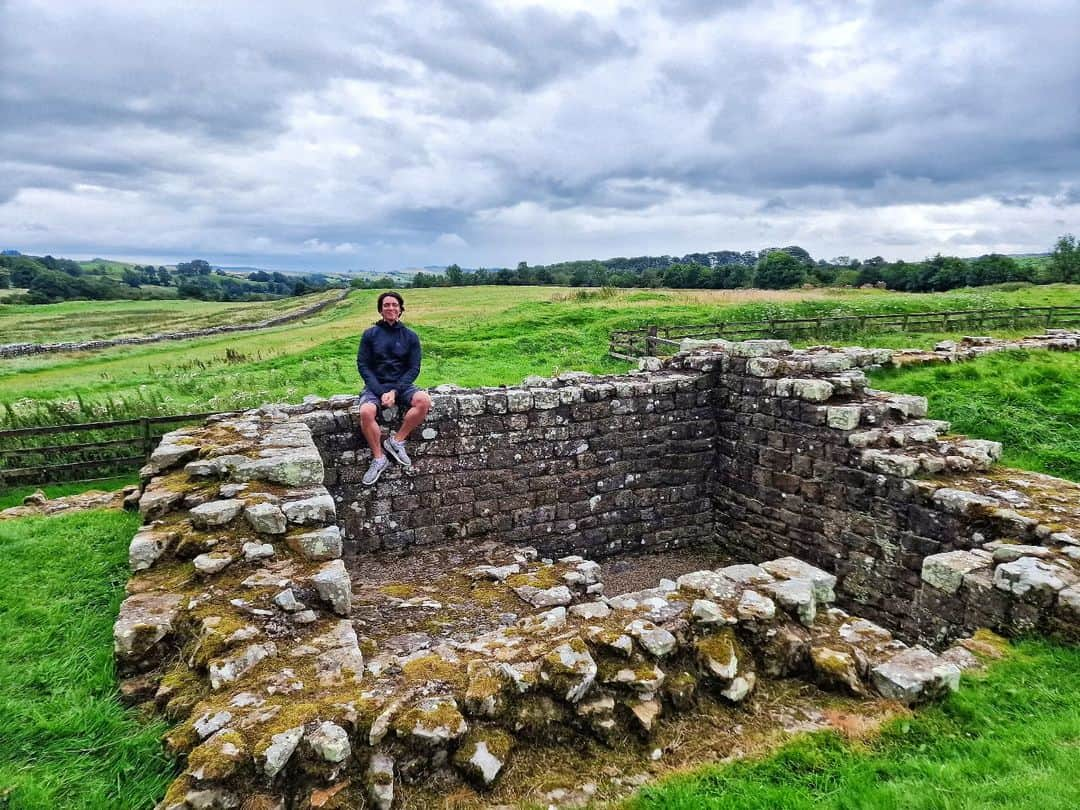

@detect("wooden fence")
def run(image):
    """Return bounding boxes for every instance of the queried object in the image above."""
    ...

[0,412,222,487]
[609,305,1080,359]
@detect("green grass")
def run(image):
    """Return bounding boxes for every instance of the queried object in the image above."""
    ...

[871,350,1080,482]
[2,284,1079,428]
[0,288,341,345]
[0,509,173,808]
[627,639,1080,810]
[0,475,137,511]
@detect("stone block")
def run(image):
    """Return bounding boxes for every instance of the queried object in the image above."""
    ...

[827,406,861,430]
[921,550,991,594]
[870,646,960,705]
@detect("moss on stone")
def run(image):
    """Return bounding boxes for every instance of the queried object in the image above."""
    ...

[380,583,418,598]
[252,701,323,755]
[452,727,515,787]
[401,654,463,686]
[186,729,248,782]
[163,715,200,757]
[469,584,505,606]
[506,564,559,590]
[392,698,466,738]
[158,664,205,721]
[695,628,741,683]
[359,637,379,659]
[188,614,253,669]
[160,775,193,808]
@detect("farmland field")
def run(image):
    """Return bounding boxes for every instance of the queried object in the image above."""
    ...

[1,283,1079,429]
[0,288,343,344]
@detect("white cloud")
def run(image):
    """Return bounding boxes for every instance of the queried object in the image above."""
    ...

[0,0,1077,270]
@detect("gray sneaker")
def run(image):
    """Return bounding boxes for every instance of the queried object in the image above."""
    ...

[362,456,389,485]
[383,436,412,467]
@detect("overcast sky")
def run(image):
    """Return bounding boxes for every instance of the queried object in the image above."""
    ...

[2,0,1078,272]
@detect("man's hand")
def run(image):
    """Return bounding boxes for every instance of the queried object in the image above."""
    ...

[380,390,397,408]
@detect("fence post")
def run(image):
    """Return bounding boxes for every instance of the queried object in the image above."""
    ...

[646,325,658,356]
[141,417,152,461]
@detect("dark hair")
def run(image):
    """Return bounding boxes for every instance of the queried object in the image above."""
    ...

[376,291,405,313]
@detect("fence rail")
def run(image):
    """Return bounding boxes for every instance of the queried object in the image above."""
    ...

[609,305,1080,358]
[0,411,222,487]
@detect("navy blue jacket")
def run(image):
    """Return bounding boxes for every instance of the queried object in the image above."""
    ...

[357,320,421,396]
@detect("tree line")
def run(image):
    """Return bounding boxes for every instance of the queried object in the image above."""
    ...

[409,235,1080,292]
[0,255,345,304]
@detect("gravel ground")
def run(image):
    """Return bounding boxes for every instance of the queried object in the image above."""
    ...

[600,545,736,595]
[346,540,736,599]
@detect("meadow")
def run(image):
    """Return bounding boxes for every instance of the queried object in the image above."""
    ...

[2,283,1079,429]
[0,288,342,345]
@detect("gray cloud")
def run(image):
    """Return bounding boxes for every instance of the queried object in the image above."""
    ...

[1,0,1078,270]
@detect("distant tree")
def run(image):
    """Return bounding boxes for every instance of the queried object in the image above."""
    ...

[445,263,463,285]
[1049,234,1080,282]
[57,258,83,276]
[177,259,212,276]
[27,269,75,303]
[0,269,10,288]
[967,254,1023,286]
[157,266,172,286]
[755,250,807,289]
[921,254,968,291]
[121,268,142,287]
[10,261,38,287]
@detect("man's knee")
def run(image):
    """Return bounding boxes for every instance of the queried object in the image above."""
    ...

[358,403,378,424]
[411,391,432,414]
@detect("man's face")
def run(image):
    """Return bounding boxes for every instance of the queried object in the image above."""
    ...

[380,297,402,324]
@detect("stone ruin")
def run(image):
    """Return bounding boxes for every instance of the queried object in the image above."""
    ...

[114,330,1080,809]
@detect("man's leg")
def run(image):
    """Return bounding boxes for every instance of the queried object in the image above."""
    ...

[358,401,390,485]
[358,402,384,458]
[394,391,432,442]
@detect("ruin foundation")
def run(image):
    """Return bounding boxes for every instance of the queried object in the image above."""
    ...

[115,331,1080,809]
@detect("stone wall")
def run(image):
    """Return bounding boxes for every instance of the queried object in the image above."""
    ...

[677,337,1079,645]
[303,370,718,559]
[271,331,1080,647]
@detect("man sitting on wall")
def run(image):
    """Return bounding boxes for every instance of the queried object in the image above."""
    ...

[356,291,432,485]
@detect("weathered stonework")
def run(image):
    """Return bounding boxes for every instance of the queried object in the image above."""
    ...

[308,370,718,558]
[689,333,1080,646]
[113,329,1080,808]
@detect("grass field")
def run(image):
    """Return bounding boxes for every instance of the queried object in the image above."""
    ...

[0,288,342,345]
[0,510,173,808]
[2,283,1079,428]
[872,350,1080,482]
